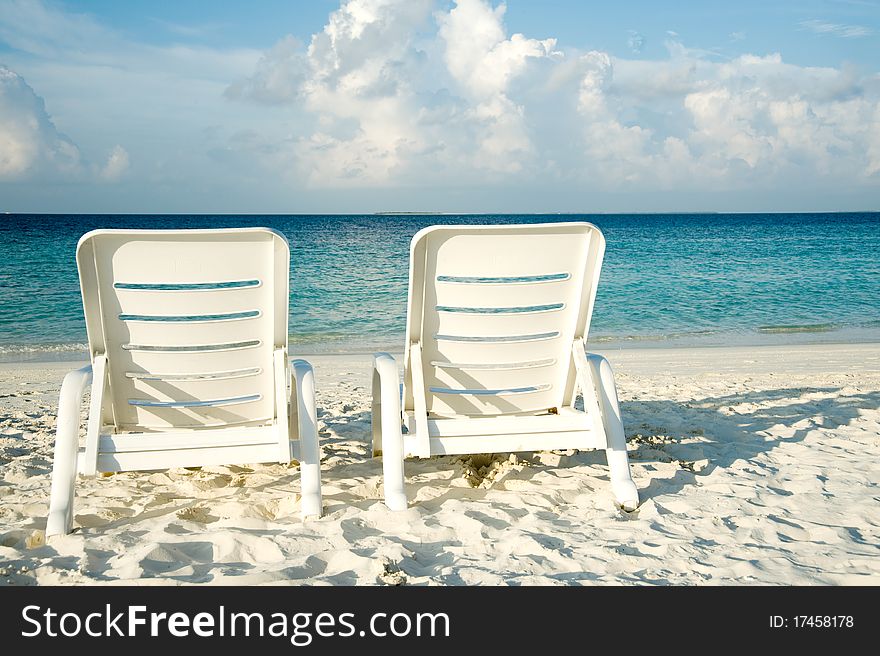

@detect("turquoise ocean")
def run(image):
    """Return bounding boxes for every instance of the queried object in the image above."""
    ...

[0,213,878,360]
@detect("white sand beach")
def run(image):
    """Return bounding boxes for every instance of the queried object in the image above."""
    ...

[0,343,878,585]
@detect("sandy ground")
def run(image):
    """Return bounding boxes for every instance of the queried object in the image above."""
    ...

[0,343,878,585]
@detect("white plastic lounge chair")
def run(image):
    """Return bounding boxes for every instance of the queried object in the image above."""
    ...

[372,222,638,511]
[46,228,322,537]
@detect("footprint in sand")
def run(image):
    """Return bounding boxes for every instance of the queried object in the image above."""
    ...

[175,505,218,524]
[456,453,522,489]
[252,496,300,520]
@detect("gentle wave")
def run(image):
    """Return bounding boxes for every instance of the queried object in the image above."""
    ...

[592,329,720,343]
[0,343,88,355]
[756,323,837,334]
[4,325,880,362]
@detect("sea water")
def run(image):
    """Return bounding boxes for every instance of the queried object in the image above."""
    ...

[0,213,878,360]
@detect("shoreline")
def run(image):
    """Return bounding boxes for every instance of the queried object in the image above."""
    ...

[3,336,880,365]
[2,340,875,379]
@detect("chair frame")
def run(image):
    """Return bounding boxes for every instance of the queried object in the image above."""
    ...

[372,223,638,511]
[46,228,322,537]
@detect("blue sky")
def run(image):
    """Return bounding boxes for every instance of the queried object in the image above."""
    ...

[1,0,879,212]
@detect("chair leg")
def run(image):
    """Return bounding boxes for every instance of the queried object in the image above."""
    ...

[291,359,322,518]
[586,353,639,511]
[46,365,92,538]
[373,353,407,511]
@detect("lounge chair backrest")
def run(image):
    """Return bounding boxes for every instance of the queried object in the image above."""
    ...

[404,222,605,418]
[76,228,289,432]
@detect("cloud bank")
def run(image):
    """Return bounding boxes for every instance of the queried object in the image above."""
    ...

[226,0,880,195]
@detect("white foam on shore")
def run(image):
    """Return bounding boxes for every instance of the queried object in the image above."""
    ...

[5,322,880,362]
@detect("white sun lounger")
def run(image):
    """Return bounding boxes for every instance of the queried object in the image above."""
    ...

[46,228,322,537]
[372,222,638,511]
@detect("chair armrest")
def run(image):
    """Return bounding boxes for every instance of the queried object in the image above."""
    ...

[290,358,318,443]
[371,353,401,454]
[372,352,399,386]
[59,364,94,422]
[57,363,94,456]
[46,363,93,537]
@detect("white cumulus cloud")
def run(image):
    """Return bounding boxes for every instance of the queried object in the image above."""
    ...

[437,0,559,172]
[228,0,562,182]
[0,64,81,179]
[438,0,558,100]
[290,0,436,186]
[0,65,136,186]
